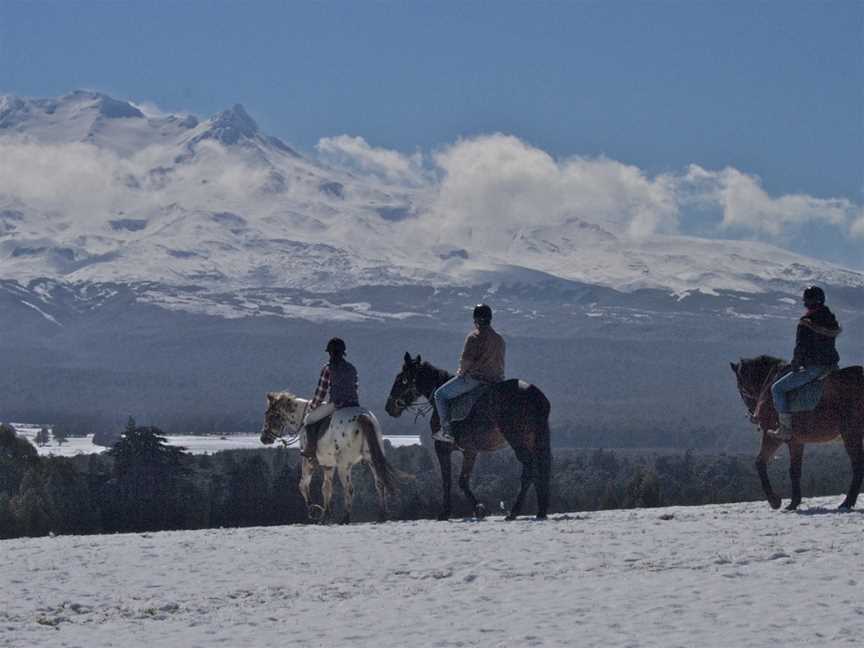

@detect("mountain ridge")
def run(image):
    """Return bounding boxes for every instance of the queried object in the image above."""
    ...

[0,90,861,322]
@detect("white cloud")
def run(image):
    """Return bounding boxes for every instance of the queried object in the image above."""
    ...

[0,137,296,232]
[317,135,426,185]
[676,165,856,237]
[422,134,679,249]
[851,208,864,240]
[1,123,860,277]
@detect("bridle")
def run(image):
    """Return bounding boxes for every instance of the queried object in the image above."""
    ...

[266,399,310,447]
[392,371,435,422]
[737,364,783,427]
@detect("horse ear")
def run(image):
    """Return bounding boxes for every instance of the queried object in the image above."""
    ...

[415,354,422,365]
[267,392,279,404]
[729,362,738,374]
[404,352,411,365]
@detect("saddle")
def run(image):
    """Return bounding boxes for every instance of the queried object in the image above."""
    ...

[786,366,863,413]
[449,384,494,424]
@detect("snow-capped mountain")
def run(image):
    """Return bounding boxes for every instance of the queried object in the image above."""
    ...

[1,92,861,434]
[0,90,862,320]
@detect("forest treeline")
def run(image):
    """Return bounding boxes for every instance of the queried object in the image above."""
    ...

[0,421,855,539]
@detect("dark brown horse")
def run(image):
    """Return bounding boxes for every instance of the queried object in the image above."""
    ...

[731,355,864,510]
[385,353,552,520]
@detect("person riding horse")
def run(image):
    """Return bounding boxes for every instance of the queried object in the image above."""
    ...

[301,337,360,459]
[432,304,505,443]
[768,285,842,440]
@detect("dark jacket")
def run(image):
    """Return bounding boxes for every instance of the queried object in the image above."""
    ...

[329,359,359,407]
[792,305,841,368]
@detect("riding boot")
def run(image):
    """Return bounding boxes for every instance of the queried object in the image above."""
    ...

[431,424,455,444]
[769,413,793,441]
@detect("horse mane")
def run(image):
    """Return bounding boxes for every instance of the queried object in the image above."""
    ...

[742,355,786,372]
[738,355,787,390]
[269,390,298,400]
[416,361,452,394]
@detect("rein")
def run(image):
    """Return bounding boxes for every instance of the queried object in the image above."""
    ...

[405,400,434,423]
[275,400,310,447]
[742,364,785,428]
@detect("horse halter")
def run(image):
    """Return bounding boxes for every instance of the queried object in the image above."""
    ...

[392,371,434,421]
[266,399,309,447]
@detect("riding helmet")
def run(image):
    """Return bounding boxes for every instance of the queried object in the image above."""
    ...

[472,303,493,325]
[326,337,347,355]
[802,285,825,306]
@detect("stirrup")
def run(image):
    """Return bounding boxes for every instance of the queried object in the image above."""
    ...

[431,429,456,444]
[767,427,792,441]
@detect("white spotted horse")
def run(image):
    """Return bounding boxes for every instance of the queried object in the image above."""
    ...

[260,391,400,523]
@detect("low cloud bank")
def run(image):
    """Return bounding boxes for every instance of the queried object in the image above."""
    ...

[0,128,860,267]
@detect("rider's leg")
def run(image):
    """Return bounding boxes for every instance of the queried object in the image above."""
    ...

[432,375,481,441]
[770,367,827,439]
[302,402,336,458]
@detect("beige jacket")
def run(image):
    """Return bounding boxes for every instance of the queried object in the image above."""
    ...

[458,325,505,383]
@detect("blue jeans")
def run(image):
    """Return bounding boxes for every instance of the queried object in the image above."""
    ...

[771,366,832,414]
[433,375,483,431]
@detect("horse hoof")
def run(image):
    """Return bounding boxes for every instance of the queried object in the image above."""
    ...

[505,514,516,521]
[473,504,487,519]
[769,496,782,510]
[838,502,853,511]
[436,512,450,521]
[339,515,351,525]
[307,504,325,523]
[784,502,799,512]
[535,513,548,521]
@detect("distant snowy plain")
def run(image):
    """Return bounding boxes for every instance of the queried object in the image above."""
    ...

[11,424,419,457]
[2,497,862,647]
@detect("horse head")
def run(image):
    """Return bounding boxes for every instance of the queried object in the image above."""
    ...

[260,391,304,444]
[385,352,423,417]
[731,356,786,419]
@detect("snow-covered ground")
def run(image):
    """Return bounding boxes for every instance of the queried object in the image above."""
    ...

[2,496,862,647]
[10,424,419,456]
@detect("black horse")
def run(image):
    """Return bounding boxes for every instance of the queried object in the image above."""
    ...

[385,353,552,520]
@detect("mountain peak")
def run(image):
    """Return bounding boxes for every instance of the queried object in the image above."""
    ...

[201,104,259,144]
[61,90,144,119]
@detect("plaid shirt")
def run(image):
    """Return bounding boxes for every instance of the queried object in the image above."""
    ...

[310,365,331,410]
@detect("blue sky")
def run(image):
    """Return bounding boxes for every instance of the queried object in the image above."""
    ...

[0,0,861,267]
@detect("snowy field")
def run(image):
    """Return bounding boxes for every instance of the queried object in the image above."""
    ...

[2,496,863,648]
[9,424,419,456]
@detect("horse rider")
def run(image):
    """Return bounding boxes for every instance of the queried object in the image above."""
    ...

[301,337,359,459]
[432,304,505,443]
[769,285,841,440]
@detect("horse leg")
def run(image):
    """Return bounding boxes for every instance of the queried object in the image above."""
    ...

[786,442,805,511]
[367,459,390,523]
[506,447,535,521]
[299,457,315,520]
[337,461,354,525]
[532,421,552,520]
[458,450,485,518]
[435,440,453,521]
[839,431,864,510]
[755,434,784,510]
[321,466,335,523]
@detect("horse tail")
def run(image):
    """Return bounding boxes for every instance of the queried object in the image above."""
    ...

[359,413,406,496]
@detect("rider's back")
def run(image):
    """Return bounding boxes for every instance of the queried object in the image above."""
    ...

[329,358,359,407]
[794,305,841,368]
[460,326,505,383]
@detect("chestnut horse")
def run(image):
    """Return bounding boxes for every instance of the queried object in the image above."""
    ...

[731,356,864,510]
[385,353,552,520]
